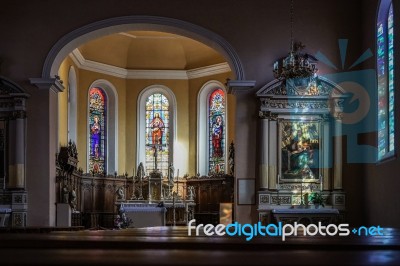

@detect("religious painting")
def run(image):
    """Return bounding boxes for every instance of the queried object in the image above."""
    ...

[280,121,320,181]
[88,87,107,174]
[209,88,225,174]
[145,93,169,176]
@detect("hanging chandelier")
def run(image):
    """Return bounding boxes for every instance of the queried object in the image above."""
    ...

[273,0,318,80]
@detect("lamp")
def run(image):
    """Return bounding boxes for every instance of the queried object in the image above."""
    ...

[273,0,318,80]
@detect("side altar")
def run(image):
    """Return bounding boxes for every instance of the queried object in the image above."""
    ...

[256,43,347,225]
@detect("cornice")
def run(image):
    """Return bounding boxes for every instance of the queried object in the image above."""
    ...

[69,49,231,80]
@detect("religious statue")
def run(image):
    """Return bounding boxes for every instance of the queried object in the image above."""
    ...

[228,141,235,176]
[168,163,175,184]
[116,186,125,200]
[149,112,165,145]
[211,115,223,158]
[90,115,101,158]
[62,185,69,204]
[69,186,77,211]
[187,186,195,201]
[137,162,145,181]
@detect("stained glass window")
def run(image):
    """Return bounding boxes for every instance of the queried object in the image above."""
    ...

[145,93,169,176]
[208,88,225,174]
[88,87,107,174]
[377,0,395,160]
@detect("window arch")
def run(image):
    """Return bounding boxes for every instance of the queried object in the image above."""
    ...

[87,80,118,174]
[377,0,395,160]
[197,81,228,175]
[138,85,176,177]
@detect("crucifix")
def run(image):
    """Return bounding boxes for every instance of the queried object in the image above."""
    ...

[152,143,165,171]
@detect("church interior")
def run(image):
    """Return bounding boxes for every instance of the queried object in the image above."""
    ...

[0,0,400,265]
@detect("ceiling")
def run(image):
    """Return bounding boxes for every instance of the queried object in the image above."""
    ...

[77,31,227,71]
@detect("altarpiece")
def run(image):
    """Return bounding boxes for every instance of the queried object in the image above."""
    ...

[256,75,347,225]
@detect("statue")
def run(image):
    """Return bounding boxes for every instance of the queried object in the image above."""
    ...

[62,185,69,204]
[228,141,235,176]
[137,162,145,181]
[187,186,195,201]
[116,186,125,200]
[69,186,77,211]
[168,163,175,184]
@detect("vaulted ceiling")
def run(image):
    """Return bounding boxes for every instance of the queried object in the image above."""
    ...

[77,31,227,71]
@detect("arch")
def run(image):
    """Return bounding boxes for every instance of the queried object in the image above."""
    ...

[137,85,177,175]
[67,66,78,144]
[42,16,245,81]
[197,80,228,175]
[87,79,118,174]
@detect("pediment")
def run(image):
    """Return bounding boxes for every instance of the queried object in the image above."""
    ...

[256,76,345,97]
[0,76,28,95]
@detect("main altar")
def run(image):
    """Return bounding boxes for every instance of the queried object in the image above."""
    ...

[115,156,195,228]
[256,42,347,225]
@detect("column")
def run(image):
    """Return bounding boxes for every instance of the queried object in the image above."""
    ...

[333,113,343,190]
[28,78,64,226]
[259,112,269,190]
[268,120,278,189]
[322,118,330,191]
[8,113,26,188]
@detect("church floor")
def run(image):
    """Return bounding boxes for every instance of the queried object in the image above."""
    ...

[0,226,399,265]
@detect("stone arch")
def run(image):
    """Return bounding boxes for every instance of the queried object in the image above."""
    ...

[41,16,245,81]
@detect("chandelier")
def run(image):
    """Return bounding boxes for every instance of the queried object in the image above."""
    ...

[273,0,318,80]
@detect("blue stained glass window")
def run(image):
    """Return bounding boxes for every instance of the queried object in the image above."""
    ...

[208,88,225,174]
[88,87,107,174]
[377,0,395,160]
[387,3,395,153]
[145,93,169,176]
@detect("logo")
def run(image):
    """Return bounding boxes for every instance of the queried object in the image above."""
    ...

[188,219,384,241]
[316,39,377,163]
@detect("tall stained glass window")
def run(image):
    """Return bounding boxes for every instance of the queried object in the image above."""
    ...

[208,88,225,173]
[377,0,395,160]
[88,87,107,174]
[145,93,169,176]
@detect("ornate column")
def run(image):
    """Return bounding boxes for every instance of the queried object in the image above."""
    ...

[321,115,330,191]
[268,119,278,190]
[8,110,26,189]
[259,111,269,190]
[29,77,64,226]
[333,113,343,190]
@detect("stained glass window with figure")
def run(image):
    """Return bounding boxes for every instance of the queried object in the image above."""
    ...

[88,87,107,174]
[145,93,169,176]
[209,88,225,174]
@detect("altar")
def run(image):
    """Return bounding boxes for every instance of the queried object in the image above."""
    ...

[118,200,196,228]
[256,42,347,225]
[115,161,196,228]
[118,203,166,228]
[272,208,339,225]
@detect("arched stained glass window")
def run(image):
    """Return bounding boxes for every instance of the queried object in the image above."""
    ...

[88,87,107,174]
[145,93,169,176]
[377,0,395,160]
[209,88,225,174]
